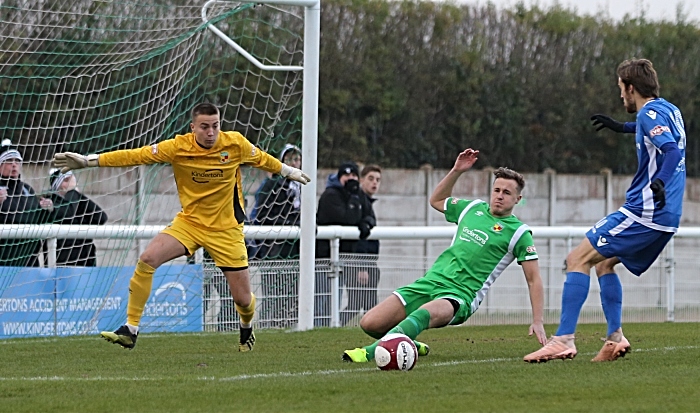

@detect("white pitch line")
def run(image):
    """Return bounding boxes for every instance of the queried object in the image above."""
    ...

[0,332,226,346]
[0,345,697,382]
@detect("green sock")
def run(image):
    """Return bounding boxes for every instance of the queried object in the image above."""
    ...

[363,308,431,361]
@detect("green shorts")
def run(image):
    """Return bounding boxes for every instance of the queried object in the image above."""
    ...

[393,276,474,325]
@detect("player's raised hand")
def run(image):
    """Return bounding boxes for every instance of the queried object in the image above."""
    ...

[280,164,311,184]
[453,148,479,172]
[53,152,99,174]
[590,114,625,133]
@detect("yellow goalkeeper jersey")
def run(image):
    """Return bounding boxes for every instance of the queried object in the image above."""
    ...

[99,131,282,231]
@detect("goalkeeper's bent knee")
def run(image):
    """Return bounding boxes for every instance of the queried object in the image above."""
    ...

[235,292,256,325]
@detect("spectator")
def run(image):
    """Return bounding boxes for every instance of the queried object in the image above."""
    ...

[250,144,302,259]
[341,164,382,326]
[0,139,69,267]
[48,168,108,266]
[315,161,376,326]
[249,144,303,327]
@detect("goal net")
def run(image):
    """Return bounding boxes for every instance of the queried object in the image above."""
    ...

[0,0,308,338]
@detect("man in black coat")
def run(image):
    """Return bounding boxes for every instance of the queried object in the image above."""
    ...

[0,140,69,267]
[341,164,382,326]
[315,161,376,326]
[49,168,108,266]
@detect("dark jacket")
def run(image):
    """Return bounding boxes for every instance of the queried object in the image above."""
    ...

[315,174,376,258]
[249,175,301,259]
[50,189,108,266]
[0,177,70,266]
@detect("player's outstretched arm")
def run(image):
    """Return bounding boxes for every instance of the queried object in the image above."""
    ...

[280,163,311,184]
[53,152,99,174]
[429,148,479,213]
[590,114,636,134]
[521,259,546,345]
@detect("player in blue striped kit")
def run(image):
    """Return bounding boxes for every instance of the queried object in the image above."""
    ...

[525,58,686,362]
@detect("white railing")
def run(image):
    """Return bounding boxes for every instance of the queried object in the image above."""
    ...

[2,224,698,328]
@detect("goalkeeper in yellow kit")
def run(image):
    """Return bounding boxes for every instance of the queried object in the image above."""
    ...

[53,103,311,351]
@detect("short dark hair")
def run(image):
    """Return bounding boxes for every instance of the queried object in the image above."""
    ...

[191,102,220,120]
[360,164,381,178]
[617,59,659,98]
[493,167,525,193]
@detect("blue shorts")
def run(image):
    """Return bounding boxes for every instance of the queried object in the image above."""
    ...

[586,211,674,276]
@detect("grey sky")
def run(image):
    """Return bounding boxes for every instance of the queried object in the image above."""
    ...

[459,0,700,23]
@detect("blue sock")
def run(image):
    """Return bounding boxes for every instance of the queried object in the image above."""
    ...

[598,273,622,336]
[555,272,590,336]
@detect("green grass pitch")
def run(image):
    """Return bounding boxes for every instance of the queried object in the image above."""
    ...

[0,322,698,412]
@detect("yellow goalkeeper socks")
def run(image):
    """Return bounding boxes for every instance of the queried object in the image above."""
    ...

[126,260,156,326]
[235,293,256,328]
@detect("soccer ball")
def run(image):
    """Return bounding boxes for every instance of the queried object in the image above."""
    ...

[375,333,417,371]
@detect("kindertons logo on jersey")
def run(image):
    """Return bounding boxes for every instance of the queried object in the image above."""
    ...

[192,169,224,183]
[459,226,489,246]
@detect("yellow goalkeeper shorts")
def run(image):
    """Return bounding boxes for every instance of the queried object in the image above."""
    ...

[162,217,248,268]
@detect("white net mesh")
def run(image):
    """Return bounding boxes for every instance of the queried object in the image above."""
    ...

[0,0,306,337]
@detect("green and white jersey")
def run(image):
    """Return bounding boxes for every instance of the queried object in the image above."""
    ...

[424,197,538,315]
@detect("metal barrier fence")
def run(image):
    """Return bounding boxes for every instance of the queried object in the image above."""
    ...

[2,225,700,330]
[203,239,700,331]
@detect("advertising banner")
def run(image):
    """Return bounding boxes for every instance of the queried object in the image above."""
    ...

[0,265,203,339]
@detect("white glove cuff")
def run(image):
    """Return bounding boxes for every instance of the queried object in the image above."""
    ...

[280,163,293,177]
[86,154,100,167]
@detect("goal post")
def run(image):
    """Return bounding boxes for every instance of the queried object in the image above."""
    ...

[0,0,320,336]
[202,0,320,331]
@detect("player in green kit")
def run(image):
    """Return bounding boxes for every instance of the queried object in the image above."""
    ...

[343,148,547,363]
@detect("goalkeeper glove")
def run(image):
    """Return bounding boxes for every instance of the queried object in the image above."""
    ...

[650,179,666,209]
[590,114,625,133]
[53,152,99,174]
[280,164,311,184]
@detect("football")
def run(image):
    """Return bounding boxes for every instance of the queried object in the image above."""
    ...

[375,333,417,371]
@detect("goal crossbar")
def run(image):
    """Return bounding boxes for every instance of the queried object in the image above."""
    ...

[201,0,311,72]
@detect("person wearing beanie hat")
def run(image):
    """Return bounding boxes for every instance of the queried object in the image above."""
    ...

[53,102,311,351]
[251,143,302,252]
[249,143,303,327]
[0,140,71,267]
[336,161,360,180]
[314,160,376,327]
[48,168,108,267]
[278,143,301,163]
